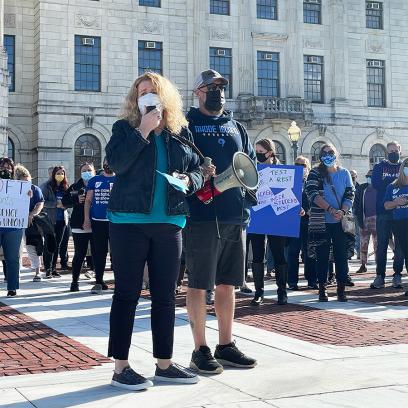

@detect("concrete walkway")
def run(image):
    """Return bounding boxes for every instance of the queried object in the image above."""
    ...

[1,262,408,408]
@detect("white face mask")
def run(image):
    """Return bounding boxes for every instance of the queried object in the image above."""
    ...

[137,93,162,115]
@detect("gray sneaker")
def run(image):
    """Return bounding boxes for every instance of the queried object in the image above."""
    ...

[91,283,103,294]
[154,363,199,384]
[392,274,403,289]
[206,290,214,305]
[111,366,153,391]
[370,275,385,289]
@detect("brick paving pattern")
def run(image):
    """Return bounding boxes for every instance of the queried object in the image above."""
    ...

[0,302,111,377]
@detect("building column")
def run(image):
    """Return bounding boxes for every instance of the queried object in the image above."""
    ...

[0,0,8,157]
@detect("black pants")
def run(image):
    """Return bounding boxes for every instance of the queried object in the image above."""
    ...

[393,219,408,269]
[108,222,182,360]
[91,220,110,283]
[249,233,287,266]
[59,224,70,267]
[316,223,348,284]
[72,233,93,283]
[43,220,66,271]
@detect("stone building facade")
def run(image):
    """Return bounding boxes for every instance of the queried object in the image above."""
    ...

[4,0,408,184]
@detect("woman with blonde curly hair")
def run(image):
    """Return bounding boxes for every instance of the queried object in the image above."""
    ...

[105,72,203,390]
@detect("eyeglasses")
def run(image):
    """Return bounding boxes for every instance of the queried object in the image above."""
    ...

[199,84,226,92]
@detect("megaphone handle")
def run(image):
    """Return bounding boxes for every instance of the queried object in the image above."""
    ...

[203,157,212,167]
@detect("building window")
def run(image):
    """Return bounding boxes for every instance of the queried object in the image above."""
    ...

[311,141,326,165]
[7,137,14,161]
[74,36,101,92]
[4,35,15,92]
[74,134,102,180]
[366,2,383,29]
[369,144,387,168]
[273,140,286,164]
[139,0,161,6]
[138,41,163,76]
[304,55,324,103]
[257,0,278,20]
[367,60,385,107]
[210,0,230,15]
[257,51,279,97]
[304,0,321,24]
[210,47,232,98]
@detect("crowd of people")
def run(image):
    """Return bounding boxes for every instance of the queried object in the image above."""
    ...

[0,69,407,391]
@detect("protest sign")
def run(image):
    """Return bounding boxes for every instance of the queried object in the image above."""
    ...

[0,179,31,228]
[247,164,303,238]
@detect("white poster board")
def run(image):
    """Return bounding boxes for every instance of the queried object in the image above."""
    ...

[0,179,31,228]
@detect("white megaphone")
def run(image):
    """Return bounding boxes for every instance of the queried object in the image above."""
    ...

[196,152,259,204]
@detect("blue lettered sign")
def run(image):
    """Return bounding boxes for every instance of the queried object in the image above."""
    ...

[247,164,303,238]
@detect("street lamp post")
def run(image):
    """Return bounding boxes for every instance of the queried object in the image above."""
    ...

[288,121,301,163]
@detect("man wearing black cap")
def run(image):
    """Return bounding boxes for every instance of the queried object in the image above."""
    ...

[185,69,257,375]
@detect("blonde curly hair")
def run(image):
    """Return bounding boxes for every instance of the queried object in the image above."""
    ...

[119,71,188,135]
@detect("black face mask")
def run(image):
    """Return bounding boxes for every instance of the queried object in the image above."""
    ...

[388,151,400,164]
[256,152,268,163]
[103,164,113,174]
[0,169,12,179]
[204,89,225,112]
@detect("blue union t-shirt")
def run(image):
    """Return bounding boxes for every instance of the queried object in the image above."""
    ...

[87,174,115,221]
[384,184,408,220]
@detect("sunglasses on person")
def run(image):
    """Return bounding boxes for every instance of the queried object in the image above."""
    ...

[320,150,335,157]
[199,84,226,92]
[295,163,307,167]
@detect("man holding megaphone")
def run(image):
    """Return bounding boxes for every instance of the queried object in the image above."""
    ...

[185,69,258,375]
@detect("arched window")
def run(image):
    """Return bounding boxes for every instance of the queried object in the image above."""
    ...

[311,141,326,165]
[8,137,15,161]
[272,140,286,164]
[369,144,386,168]
[74,134,101,180]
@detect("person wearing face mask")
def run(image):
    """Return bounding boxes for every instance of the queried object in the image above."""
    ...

[106,72,203,389]
[353,169,378,273]
[306,144,355,302]
[370,141,405,289]
[287,156,317,290]
[247,139,289,306]
[41,166,69,279]
[62,162,96,292]
[184,69,257,375]
[0,158,27,297]
[82,158,115,295]
[384,158,408,296]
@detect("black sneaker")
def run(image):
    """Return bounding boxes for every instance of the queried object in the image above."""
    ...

[214,341,257,369]
[190,346,223,375]
[100,281,109,290]
[111,366,153,391]
[288,284,299,291]
[70,282,79,292]
[51,270,61,278]
[154,363,199,384]
[44,270,53,279]
[7,290,16,297]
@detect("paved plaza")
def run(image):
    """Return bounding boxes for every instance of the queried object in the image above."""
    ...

[1,252,408,408]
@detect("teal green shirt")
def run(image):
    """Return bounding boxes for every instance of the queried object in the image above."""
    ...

[108,133,186,228]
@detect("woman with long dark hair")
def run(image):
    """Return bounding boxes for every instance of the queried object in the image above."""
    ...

[306,144,355,302]
[40,166,69,279]
[249,138,288,306]
[106,72,203,390]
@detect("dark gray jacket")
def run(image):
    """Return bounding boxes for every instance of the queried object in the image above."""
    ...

[40,180,68,225]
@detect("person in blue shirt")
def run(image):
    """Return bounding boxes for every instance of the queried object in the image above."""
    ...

[306,144,355,302]
[105,72,203,390]
[384,157,408,296]
[83,159,115,294]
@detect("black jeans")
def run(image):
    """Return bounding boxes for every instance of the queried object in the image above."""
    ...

[393,219,408,270]
[91,220,110,283]
[249,233,286,266]
[288,222,317,286]
[108,222,182,360]
[43,220,66,271]
[59,224,70,267]
[316,223,348,284]
[72,232,93,283]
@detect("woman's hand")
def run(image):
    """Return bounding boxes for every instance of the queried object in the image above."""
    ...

[27,190,33,198]
[78,194,86,204]
[299,207,305,217]
[83,219,91,231]
[333,209,344,221]
[200,163,216,181]
[56,199,64,209]
[172,172,191,188]
[138,108,162,139]
[394,196,408,207]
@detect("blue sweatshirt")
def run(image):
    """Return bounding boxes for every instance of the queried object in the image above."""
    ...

[384,184,408,220]
[186,107,256,224]
[372,159,401,215]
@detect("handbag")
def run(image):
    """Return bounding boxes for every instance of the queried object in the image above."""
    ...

[328,176,356,235]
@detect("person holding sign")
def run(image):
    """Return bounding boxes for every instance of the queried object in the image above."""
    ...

[248,139,289,306]
[384,157,408,296]
[40,166,69,279]
[305,144,355,302]
[105,72,203,390]
[0,158,29,297]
